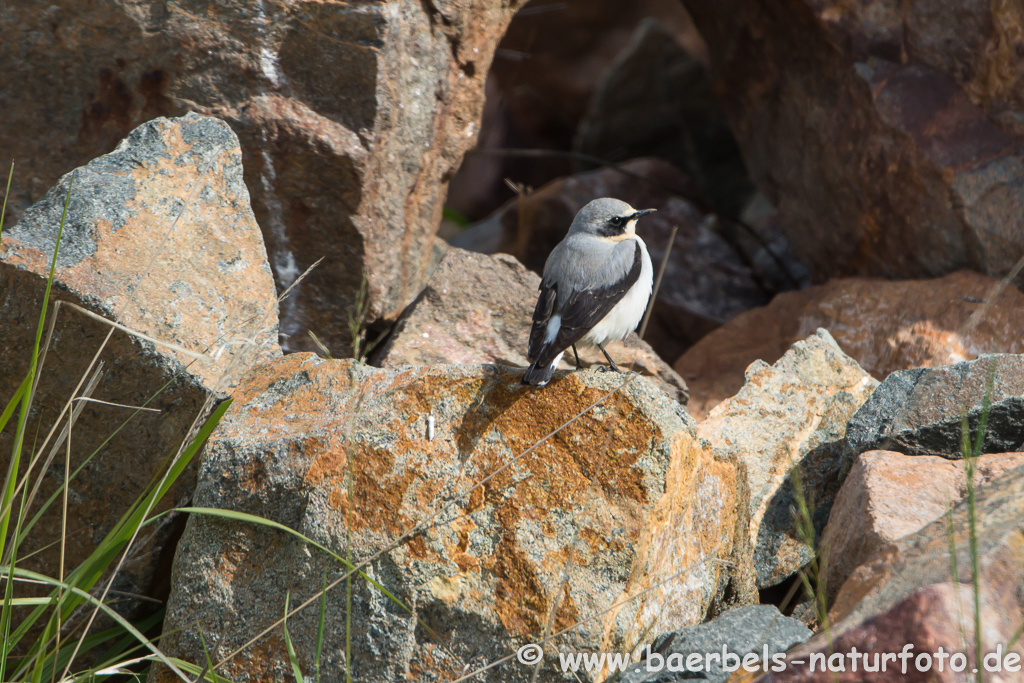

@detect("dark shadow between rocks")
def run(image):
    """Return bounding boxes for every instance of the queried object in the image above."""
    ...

[753,439,850,590]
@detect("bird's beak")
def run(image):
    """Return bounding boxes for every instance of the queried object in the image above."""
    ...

[631,209,657,221]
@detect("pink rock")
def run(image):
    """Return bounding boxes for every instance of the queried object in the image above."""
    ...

[765,582,1022,682]
[824,449,1024,610]
[675,271,1024,420]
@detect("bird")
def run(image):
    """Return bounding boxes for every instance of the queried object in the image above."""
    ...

[521,198,656,386]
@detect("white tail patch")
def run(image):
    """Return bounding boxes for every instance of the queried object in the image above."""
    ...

[544,314,562,344]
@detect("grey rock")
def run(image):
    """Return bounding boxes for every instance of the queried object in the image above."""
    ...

[844,354,1024,460]
[0,115,279,627]
[620,605,811,683]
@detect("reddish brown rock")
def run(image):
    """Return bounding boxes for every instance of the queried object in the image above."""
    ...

[374,245,689,405]
[159,355,713,682]
[763,464,1024,681]
[1,0,522,356]
[453,158,781,363]
[683,0,1024,285]
[698,330,877,590]
[0,114,279,614]
[765,583,1021,682]
[822,450,1024,607]
[676,270,1024,420]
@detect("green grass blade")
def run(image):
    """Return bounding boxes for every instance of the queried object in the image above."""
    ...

[14,372,185,552]
[165,505,460,667]
[283,591,305,683]
[0,171,74,575]
[198,629,229,683]
[3,399,231,670]
[0,161,12,239]
[0,566,189,681]
[0,375,30,437]
[52,609,165,682]
[165,655,236,683]
[169,507,412,614]
[56,400,231,620]
[315,574,327,683]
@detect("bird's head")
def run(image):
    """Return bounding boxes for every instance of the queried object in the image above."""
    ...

[568,197,657,240]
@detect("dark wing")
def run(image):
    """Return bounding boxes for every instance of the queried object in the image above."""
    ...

[530,241,642,369]
[527,281,558,362]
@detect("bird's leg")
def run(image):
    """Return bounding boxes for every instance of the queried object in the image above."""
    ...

[598,343,622,373]
[572,344,583,370]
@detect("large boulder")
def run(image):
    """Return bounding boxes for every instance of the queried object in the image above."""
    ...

[764,464,1024,681]
[1,0,522,355]
[845,354,1024,459]
[822,450,1024,608]
[0,114,279,610]
[698,330,877,590]
[676,270,1024,420]
[682,0,1024,284]
[452,158,792,363]
[159,355,736,681]
[374,246,689,405]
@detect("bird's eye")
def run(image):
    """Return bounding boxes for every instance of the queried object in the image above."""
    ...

[609,216,625,227]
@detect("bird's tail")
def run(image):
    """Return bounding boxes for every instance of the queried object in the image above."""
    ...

[521,359,557,386]
[521,348,565,386]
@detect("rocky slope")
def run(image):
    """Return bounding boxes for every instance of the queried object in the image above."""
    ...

[1,0,523,356]
[3,3,1024,681]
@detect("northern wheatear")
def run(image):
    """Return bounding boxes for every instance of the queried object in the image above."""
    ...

[521,197,655,386]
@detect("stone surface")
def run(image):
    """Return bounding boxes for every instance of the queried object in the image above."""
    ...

[821,449,1024,605]
[845,354,1024,459]
[675,270,1024,420]
[373,246,689,405]
[0,0,522,357]
[682,0,1024,285]
[159,355,715,682]
[764,465,1024,681]
[698,330,877,590]
[606,431,739,665]
[574,18,755,217]
[452,158,789,363]
[621,605,811,683]
[0,115,279,612]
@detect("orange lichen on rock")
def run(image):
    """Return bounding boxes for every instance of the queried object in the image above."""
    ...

[161,355,705,681]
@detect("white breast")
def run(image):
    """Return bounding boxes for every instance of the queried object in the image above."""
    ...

[582,236,654,347]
